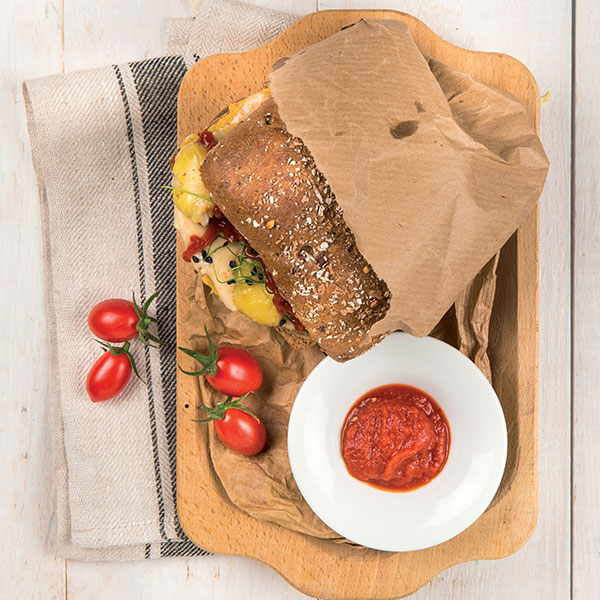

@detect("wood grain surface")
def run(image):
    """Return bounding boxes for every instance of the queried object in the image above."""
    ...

[176,10,540,599]
[1,2,67,599]
[1,0,587,599]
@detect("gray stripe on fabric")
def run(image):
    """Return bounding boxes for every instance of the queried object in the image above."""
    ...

[113,64,167,542]
[129,55,189,543]
[120,60,179,543]
[161,540,212,557]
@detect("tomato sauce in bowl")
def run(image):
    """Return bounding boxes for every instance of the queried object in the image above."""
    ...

[341,384,450,492]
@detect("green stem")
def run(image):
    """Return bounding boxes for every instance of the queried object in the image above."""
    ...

[96,340,146,384]
[178,326,220,378]
[132,291,165,347]
[191,392,256,423]
[162,185,212,202]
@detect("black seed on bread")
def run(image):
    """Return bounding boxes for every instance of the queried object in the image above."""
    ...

[201,97,390,361]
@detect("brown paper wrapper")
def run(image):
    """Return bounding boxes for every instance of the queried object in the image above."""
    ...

[270,19,548,339]
[183,19,546,541]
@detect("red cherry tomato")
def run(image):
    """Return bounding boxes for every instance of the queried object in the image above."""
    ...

[89,294,163,346]
[179,329,263,396]
[88,299,138,342]
[87,346,132,402]
[213,407,266,456]
[205,347,263,397]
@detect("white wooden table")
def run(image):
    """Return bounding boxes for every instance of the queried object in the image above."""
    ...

[1,0,597,598]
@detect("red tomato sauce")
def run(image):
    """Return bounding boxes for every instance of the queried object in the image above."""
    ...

[263,270,304,331]
[182,228,217,261]
[198,129,217,150]
[341,384,450,492]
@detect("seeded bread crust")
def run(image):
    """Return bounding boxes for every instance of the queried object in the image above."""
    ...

[275,325,316,351]
[200,97,390,361]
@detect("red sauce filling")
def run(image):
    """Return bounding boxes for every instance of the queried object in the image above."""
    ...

[341,384,450,492]
[198,129,217,150]
[182,225,218,261]
[263,270,304,331]
[181,186,304,330]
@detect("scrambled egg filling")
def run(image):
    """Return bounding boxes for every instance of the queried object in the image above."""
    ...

[171,89,282,327]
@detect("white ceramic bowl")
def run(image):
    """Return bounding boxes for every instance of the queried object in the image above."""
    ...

[287,332,507,552]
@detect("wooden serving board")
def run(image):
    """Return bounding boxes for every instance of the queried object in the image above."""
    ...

[176,10,539,599]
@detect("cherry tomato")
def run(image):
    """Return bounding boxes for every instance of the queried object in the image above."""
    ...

[86,344,133,402]
[179,328,263,396]
[214,407,266,456]
[89,293,163,346]
[206,347,263,397]
[192,392,267,456]
[88,299,138,342]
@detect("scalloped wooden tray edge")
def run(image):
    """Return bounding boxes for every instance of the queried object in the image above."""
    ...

[176,10,539,599]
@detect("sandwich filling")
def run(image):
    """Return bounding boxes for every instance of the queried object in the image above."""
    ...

[171,89,303,330]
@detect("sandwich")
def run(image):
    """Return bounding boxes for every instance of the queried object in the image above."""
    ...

[171,19,548,363]
[170,89,390,361]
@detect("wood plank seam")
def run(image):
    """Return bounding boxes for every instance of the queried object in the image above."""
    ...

[569,1,576,598]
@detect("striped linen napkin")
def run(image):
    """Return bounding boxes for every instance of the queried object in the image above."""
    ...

[23,0,296,561]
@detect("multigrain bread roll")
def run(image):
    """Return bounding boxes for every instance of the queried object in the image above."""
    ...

[200,98,390,361]
[171,90,317,351]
